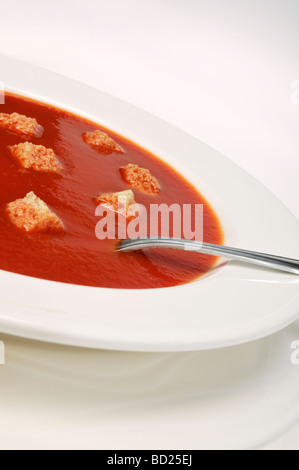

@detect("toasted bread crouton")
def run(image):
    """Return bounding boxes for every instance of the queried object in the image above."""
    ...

[8,142,62,173]
[95,190,137,218]
[0,113,43,138]
[6,192,64,233]
[120,163,159,194]
[83,130,123,154]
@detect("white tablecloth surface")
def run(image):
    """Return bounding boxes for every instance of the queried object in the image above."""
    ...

[0,0,298,450]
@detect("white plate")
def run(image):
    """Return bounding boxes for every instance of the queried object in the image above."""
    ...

[0,55,299,352]
[0,322,299,450]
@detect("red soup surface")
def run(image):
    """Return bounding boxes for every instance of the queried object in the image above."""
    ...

[0,93,223,289]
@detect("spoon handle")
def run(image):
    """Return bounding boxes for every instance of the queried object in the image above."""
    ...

[118,238,299,275]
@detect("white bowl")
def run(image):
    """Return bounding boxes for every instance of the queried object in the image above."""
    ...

[0,55,299,352]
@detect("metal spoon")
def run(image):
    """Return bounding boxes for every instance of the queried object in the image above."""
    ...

[118,238,299,275]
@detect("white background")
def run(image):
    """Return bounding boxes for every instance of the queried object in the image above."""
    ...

[0,0,298,449]
[0,0,298,217]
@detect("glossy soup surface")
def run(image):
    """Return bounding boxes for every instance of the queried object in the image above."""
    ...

[0,93,223,289]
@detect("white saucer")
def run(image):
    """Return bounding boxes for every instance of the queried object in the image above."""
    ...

[0,319,298,450]
[0,55,299,351]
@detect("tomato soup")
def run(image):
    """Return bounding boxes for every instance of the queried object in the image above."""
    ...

[0,93,223,289]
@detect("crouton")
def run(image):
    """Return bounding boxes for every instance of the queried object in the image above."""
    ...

[8,142,62,173]
[6,192,64,233]
[0,112,43,138]
[95,190,137,218]
[83,130,123,154]
[120,163,160,194]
